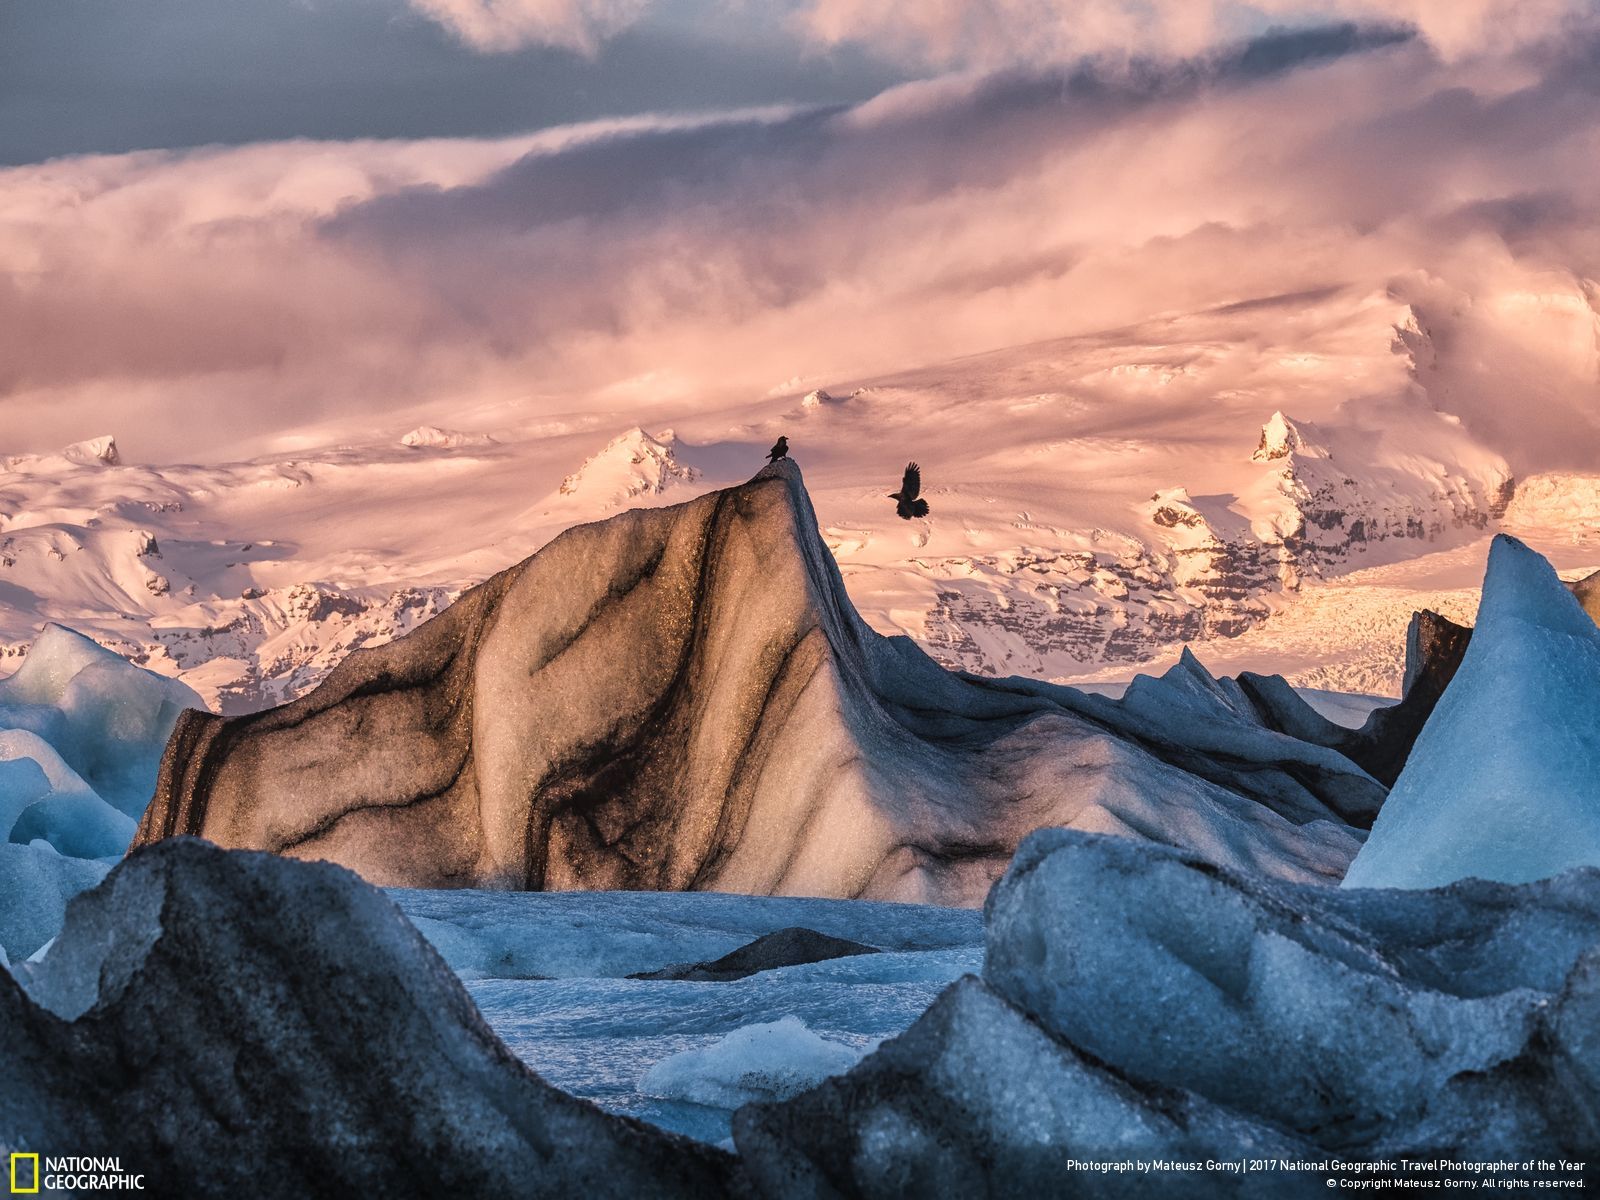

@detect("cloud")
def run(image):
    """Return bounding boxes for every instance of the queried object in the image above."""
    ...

[795,0,1598,67]
[403,0,1596,62]
[2,24,1598,469]
[406,0,652,53]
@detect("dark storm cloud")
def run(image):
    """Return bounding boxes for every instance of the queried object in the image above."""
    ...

[0,0,900,166]
[330,21,1415,247]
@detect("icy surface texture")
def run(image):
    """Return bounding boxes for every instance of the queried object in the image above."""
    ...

[0,625,197,952]
[0,623,202,818]
[11,834,1596,1193]
[736,829,1600,1192]
[1345,535,1600,888]
[0,838,734,1199]
[736,976,1309,1199]
[984,829,1598,1155]
[137,461,1381,903]
[391,886,981,1144]
[0,841,109,963]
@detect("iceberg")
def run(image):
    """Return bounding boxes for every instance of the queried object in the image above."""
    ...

[0,625,199,954]
[638,1017,864,1109]
[738,828,1600,1183]
[0,841,109,963]
[1343,535,1600,889]
[0,623,203,821]
[134,461,1383,903]
[8,830,1595,1190]
[2,838,735,1199]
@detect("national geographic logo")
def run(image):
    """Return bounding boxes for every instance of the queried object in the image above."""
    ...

[8,1154,144,1192]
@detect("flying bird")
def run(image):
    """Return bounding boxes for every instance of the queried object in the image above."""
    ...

[889,462,930,520]
[767,436,789,463]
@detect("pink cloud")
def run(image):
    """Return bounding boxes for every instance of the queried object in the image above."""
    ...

[2,27,1597,469]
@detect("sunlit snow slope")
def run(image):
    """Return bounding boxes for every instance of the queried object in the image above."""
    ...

[2,285,1597,711]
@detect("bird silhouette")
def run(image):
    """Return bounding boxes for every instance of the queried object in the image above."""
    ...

[767,436,789,463]
[889,462,929,520]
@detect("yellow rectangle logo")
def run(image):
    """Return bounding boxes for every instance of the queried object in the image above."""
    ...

[9,1152,39,1194]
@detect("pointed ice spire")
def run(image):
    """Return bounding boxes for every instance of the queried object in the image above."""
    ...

[1343,535,1600,889]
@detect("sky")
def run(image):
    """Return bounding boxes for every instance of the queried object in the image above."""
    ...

[2,0,1598,465]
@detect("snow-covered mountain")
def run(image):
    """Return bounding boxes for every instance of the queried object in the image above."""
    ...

[548,426,701,510]
[1,286,1596,711]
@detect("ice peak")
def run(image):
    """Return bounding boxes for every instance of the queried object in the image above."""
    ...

[1479,533,1599,641]
[1343,534,1600,890]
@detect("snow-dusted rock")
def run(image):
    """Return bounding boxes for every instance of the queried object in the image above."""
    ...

[1232,406,1513,564]
[1,838,734,1199]
[1250,410,1303,461]
[925,401,1513,683]
[61,435,121,467]
[6,435,122,473]
[135,461,1378,901]
[1344,535,1600,889]
[799,388,839,410]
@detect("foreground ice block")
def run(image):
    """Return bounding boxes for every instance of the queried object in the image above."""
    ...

[2,839,735,1199]
[9,833,1595,1194]
[1343,534,1600,889]
[739,829,1600,1190]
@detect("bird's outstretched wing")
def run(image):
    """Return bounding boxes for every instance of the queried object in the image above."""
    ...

[900,462,921,500]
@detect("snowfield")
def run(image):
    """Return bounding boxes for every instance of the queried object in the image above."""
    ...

[4,290,1596,713]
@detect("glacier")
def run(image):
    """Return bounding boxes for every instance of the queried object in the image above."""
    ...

[1344,534,1600,889]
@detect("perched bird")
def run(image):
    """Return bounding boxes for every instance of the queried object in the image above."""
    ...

[767,436,789,463]
[889,462,930,520]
